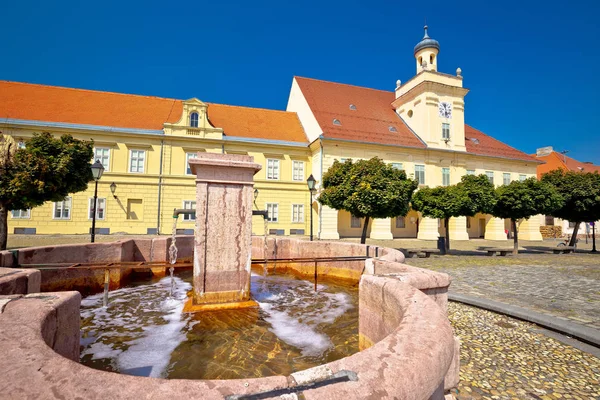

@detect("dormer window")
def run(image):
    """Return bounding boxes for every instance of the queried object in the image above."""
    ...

[333,119,341,126]
[389,126,398,132]
[190,112,199,128]
[349,104,357,111]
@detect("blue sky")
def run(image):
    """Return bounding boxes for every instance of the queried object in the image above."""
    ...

[2,0,599,163]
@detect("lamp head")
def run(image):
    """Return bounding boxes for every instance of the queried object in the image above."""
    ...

[253,188,259,201]
[306,174,316,192]
[91,160,105,180]
[110,182,117,198]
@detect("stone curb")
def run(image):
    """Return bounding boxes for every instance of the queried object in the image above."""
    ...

[448,292,600,348]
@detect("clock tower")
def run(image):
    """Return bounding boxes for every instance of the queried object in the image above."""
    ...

[392,26,469,151]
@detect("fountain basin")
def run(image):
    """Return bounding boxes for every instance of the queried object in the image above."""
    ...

[0,238,459,399]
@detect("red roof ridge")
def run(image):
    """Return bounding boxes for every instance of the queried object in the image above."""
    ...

[0,79,179,102]
[294,76,394,96]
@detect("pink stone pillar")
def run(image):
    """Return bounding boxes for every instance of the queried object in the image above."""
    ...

[188,153,261,310]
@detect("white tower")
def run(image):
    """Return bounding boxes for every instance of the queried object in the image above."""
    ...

[414,25,440,73]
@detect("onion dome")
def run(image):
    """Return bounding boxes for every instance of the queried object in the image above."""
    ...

[414,25,440,55]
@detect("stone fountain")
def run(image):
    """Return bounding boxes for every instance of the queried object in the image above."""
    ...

[184,153,262,312]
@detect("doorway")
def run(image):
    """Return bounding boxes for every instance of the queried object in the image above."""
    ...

[478,218,486,238]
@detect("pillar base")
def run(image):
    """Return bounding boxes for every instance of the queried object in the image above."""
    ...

[484,232,508,241]
[319,231,340,240]
[183,296,259,313]
[450,231,469,241]
[519,231,543,241]
[370,231,393,240]
[417,231,439,240]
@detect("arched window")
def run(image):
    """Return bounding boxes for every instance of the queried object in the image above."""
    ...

[430,54,435,65]
[190,112,199,128]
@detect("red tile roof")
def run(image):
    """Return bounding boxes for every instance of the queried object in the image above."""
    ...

[294,77,426,148]
[464,125,538,162]
[0,80,307,143]
[534,151,600,178]
[295,76,537,162]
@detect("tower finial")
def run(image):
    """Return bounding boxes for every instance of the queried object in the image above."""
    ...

[423,24,429,39]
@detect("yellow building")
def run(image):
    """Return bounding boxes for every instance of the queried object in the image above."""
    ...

[0,82,312,237]
[286,26,543,241]
[1,26,543,242]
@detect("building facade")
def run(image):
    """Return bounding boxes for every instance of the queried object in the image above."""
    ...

[2,27,544,241]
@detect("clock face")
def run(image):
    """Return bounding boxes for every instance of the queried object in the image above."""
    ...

[438,102,452,119]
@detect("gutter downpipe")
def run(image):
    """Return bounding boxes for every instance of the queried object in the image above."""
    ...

[319,137,324,240]
[157,139,164,234]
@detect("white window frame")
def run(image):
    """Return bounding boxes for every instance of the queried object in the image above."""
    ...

[94,147,110,171]
[503,173,511,185]
[396,216,405,228]
[351,215,361,228]
[185,152,197,175]
[485,171,494,184]
[129,150,146,173]
[442,123,450,141]
[88,198,106,220]
[415,165,425,185]
[11,209,31,219]
[17,140,26,149]
[183,200,196,221]
[292,161,305,181]
[391,163,404,170]
[190,112,199,128]
[442,167,450,186]
[519,174,527,182]
[266,159,280,180]
[291,204,304,223]
[266,203,279,222]
[466,169,475,175]
[53,197,72,220]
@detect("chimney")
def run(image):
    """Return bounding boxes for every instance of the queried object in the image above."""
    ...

[536,146,553,157]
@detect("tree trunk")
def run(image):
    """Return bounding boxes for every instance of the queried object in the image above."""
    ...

[569,222,580,247]
[445,217,450,252]
[0,203,8,251]
[360,216,370,245]
[512,219,518,255]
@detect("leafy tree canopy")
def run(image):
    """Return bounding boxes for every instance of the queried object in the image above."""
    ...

[492,177,563,221]
[0,132,94,250]
[318,157,418,243]
[541,169,600,223]
[411,185,464,220]
[455,174,497,216]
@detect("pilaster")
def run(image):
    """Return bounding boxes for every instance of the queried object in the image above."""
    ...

[319,205,340,240]
[369,218,393,240]
[417,216,440,240]
[518,217,543,241]
[448,217,469,241]
[484,217,508,241]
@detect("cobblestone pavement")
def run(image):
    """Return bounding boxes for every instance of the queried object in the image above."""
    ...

[449,302,600,400]
[406,254,600,331]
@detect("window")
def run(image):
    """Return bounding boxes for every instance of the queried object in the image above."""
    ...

[292,161,304,181]
[190,112,199,128]
[53,197,71,220]
[503,173,511,185]
[340,158,349,162]
[11,209,30,219]
[442,168,450,186]
[186,152,196,175]
[415,165,425,185]
[568,221,576,228]
[545,216,554,226]
[485,171,494,184]
[442,123,450,141]
[351,215,361,228]
[389,126,398,132]
[88,198,106,220]
[466,169,475,175]
[396,216,405,228]
[292,204,304,223]
[467,217,471,229]
[94,147,110,171]
[519,174,527,182]
[17,141,26,149]
[333,118,341,125]
[391,163,404,170]
[129,150,146,173]
[266,159,280,180]
[266,203,278,222]
[183,201,196,221]
[349,104,357,111]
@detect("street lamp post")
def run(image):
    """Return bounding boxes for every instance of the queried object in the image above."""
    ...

[306,174,316,241]
[90,160,105,243]
[592,222,597,253]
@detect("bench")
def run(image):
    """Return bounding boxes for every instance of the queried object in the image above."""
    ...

[486,248,512,256]
[553,246,575,254]
[403,248,441,258]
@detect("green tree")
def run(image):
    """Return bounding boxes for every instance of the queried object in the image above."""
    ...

[541,169,600,247]
[411,174,496,252]
[318,157,418,244]
[492,178,563,254]
[0,133,94,250]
